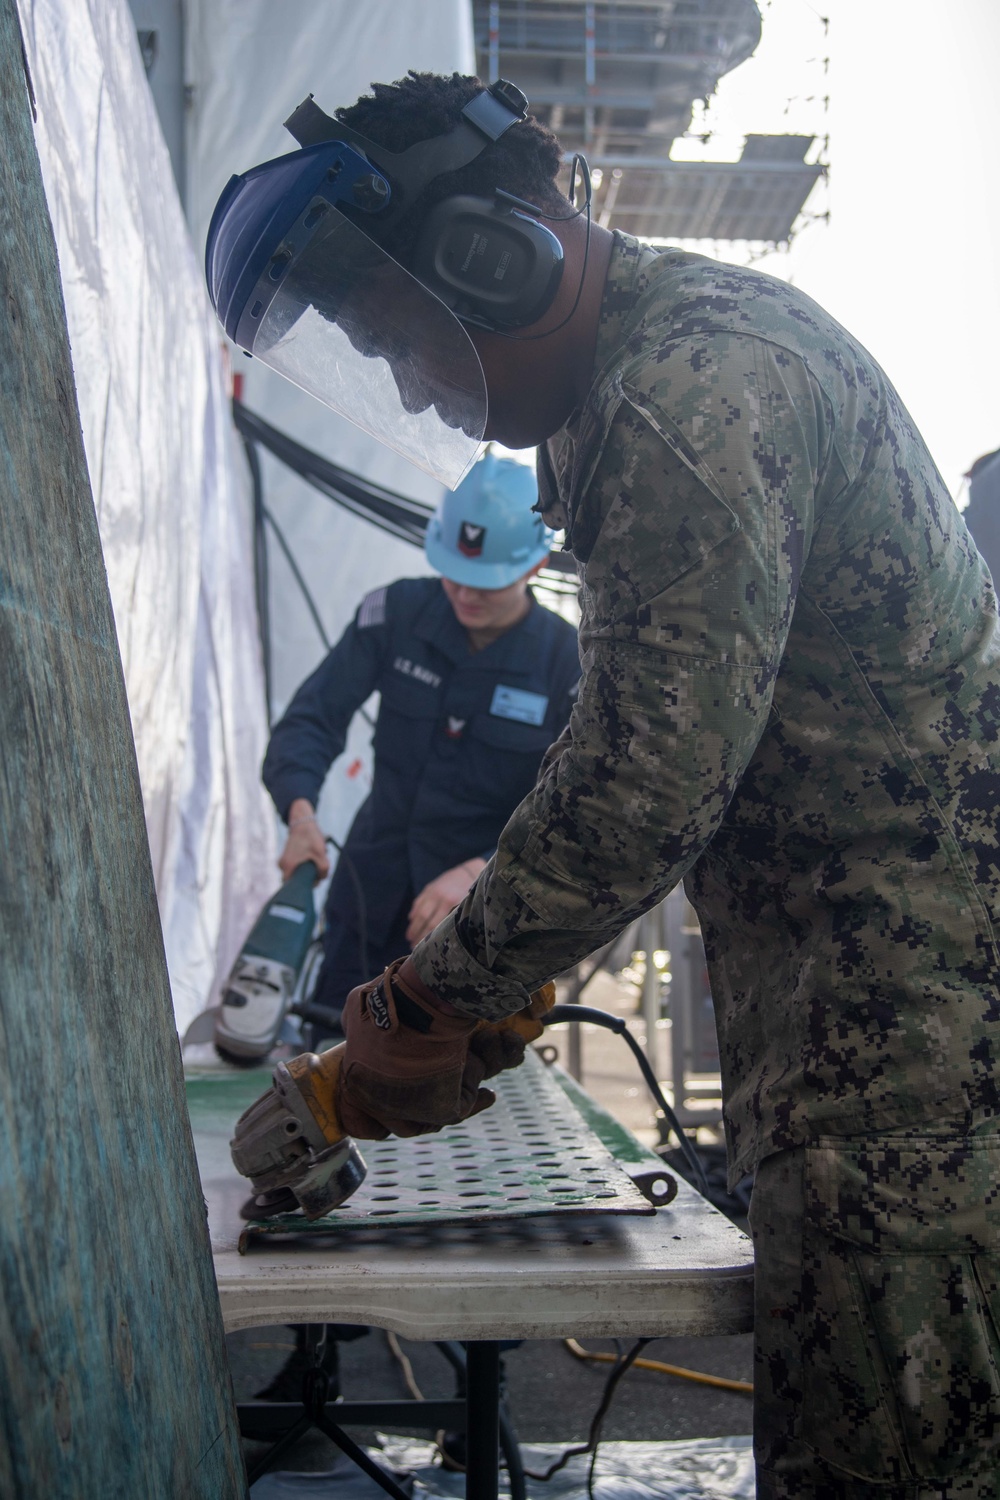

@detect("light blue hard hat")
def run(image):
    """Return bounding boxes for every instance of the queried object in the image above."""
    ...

[424,451,554,588]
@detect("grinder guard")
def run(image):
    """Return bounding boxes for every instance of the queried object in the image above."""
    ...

[230,1052,367,1220]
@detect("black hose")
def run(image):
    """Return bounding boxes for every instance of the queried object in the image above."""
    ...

[264,503,332,653]
[543,1004,710,1196]
[265,504,379,727]
[242,425,376,731]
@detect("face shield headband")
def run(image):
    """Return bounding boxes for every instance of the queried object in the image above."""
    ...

[207,83,532,489]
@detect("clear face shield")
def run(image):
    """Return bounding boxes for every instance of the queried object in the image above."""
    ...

[245,210,487,488]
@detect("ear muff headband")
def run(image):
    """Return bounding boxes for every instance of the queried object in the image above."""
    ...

[282,81,585,334]
[284,83,528,235]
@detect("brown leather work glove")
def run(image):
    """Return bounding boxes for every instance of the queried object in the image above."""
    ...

[469,982,558,1079]
[339,958,494,1140]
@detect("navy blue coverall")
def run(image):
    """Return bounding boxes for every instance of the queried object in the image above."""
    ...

[262,577,580,1011]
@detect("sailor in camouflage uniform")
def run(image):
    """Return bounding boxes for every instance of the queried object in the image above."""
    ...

[413,229,1000,1499]
[220,74,1000,1500]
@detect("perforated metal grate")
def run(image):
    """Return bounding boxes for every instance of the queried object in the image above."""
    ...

[242,1051,653,1242]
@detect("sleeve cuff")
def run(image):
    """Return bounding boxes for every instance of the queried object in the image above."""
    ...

[410,912,531,1021]
[274,782,322,824]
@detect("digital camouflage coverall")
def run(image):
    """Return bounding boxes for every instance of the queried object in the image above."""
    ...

[413,233,1000,1496]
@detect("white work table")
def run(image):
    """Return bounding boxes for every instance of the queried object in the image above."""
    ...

[191,1059,753,1341]
[209,1183,753,1342]
[187,1057,753,1497]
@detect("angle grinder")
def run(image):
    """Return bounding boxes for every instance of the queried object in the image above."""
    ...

[182,860,329,1064]
[230,987,557,1221]
[230,985,711,1223]
[230,1043,366,1220]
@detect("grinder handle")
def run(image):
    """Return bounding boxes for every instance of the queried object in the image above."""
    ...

[284,1042,346,1145]
[477,981,557,1045]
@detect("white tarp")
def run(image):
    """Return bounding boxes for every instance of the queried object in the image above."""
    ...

[17,0,277,1035]
[250,1437,756,1500]
[184,0,477,847]
[15,0,476,1036]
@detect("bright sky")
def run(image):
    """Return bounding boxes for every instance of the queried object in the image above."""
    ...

[667,0,1000,504]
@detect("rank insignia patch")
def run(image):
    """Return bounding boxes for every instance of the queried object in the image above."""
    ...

[458,521,486,557]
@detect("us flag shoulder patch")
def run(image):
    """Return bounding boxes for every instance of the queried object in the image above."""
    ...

[358,587,387,629]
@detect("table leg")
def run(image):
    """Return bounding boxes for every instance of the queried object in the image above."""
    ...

[465,1340,501,1500]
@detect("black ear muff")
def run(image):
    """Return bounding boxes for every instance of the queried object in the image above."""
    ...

[411,195,564,331]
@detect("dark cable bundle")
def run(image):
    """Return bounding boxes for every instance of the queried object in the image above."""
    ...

[233,397,578,569]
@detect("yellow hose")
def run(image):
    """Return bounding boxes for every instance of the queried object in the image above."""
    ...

[563,1337,753,1395]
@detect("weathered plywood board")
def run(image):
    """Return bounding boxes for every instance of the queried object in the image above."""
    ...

[0,5,246,1493]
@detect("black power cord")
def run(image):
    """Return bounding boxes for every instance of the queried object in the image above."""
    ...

[513,1007,707,1492]
[243,431,273,722]
[523,1337,653,1490]
[542,1003,710,1198]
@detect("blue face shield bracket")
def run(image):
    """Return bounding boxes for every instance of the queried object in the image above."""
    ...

[208,80,529,353]
[207,141,393,354]
[203,81,537,487]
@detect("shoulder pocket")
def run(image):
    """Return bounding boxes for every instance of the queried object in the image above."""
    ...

[580,403,741,632]
[622,382,733,510]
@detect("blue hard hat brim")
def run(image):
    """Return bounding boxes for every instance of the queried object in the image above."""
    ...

[424,530,550,589]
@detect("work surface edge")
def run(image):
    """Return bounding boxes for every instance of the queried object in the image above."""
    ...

[213,1255,754,1340]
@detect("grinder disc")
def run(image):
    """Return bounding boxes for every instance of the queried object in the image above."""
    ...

[240,1186,300,1221]
[240,1138,369,1222]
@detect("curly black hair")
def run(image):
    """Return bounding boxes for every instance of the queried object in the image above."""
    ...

[335,71,569,264]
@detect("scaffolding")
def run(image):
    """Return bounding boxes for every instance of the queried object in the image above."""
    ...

[473,0,823,243]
